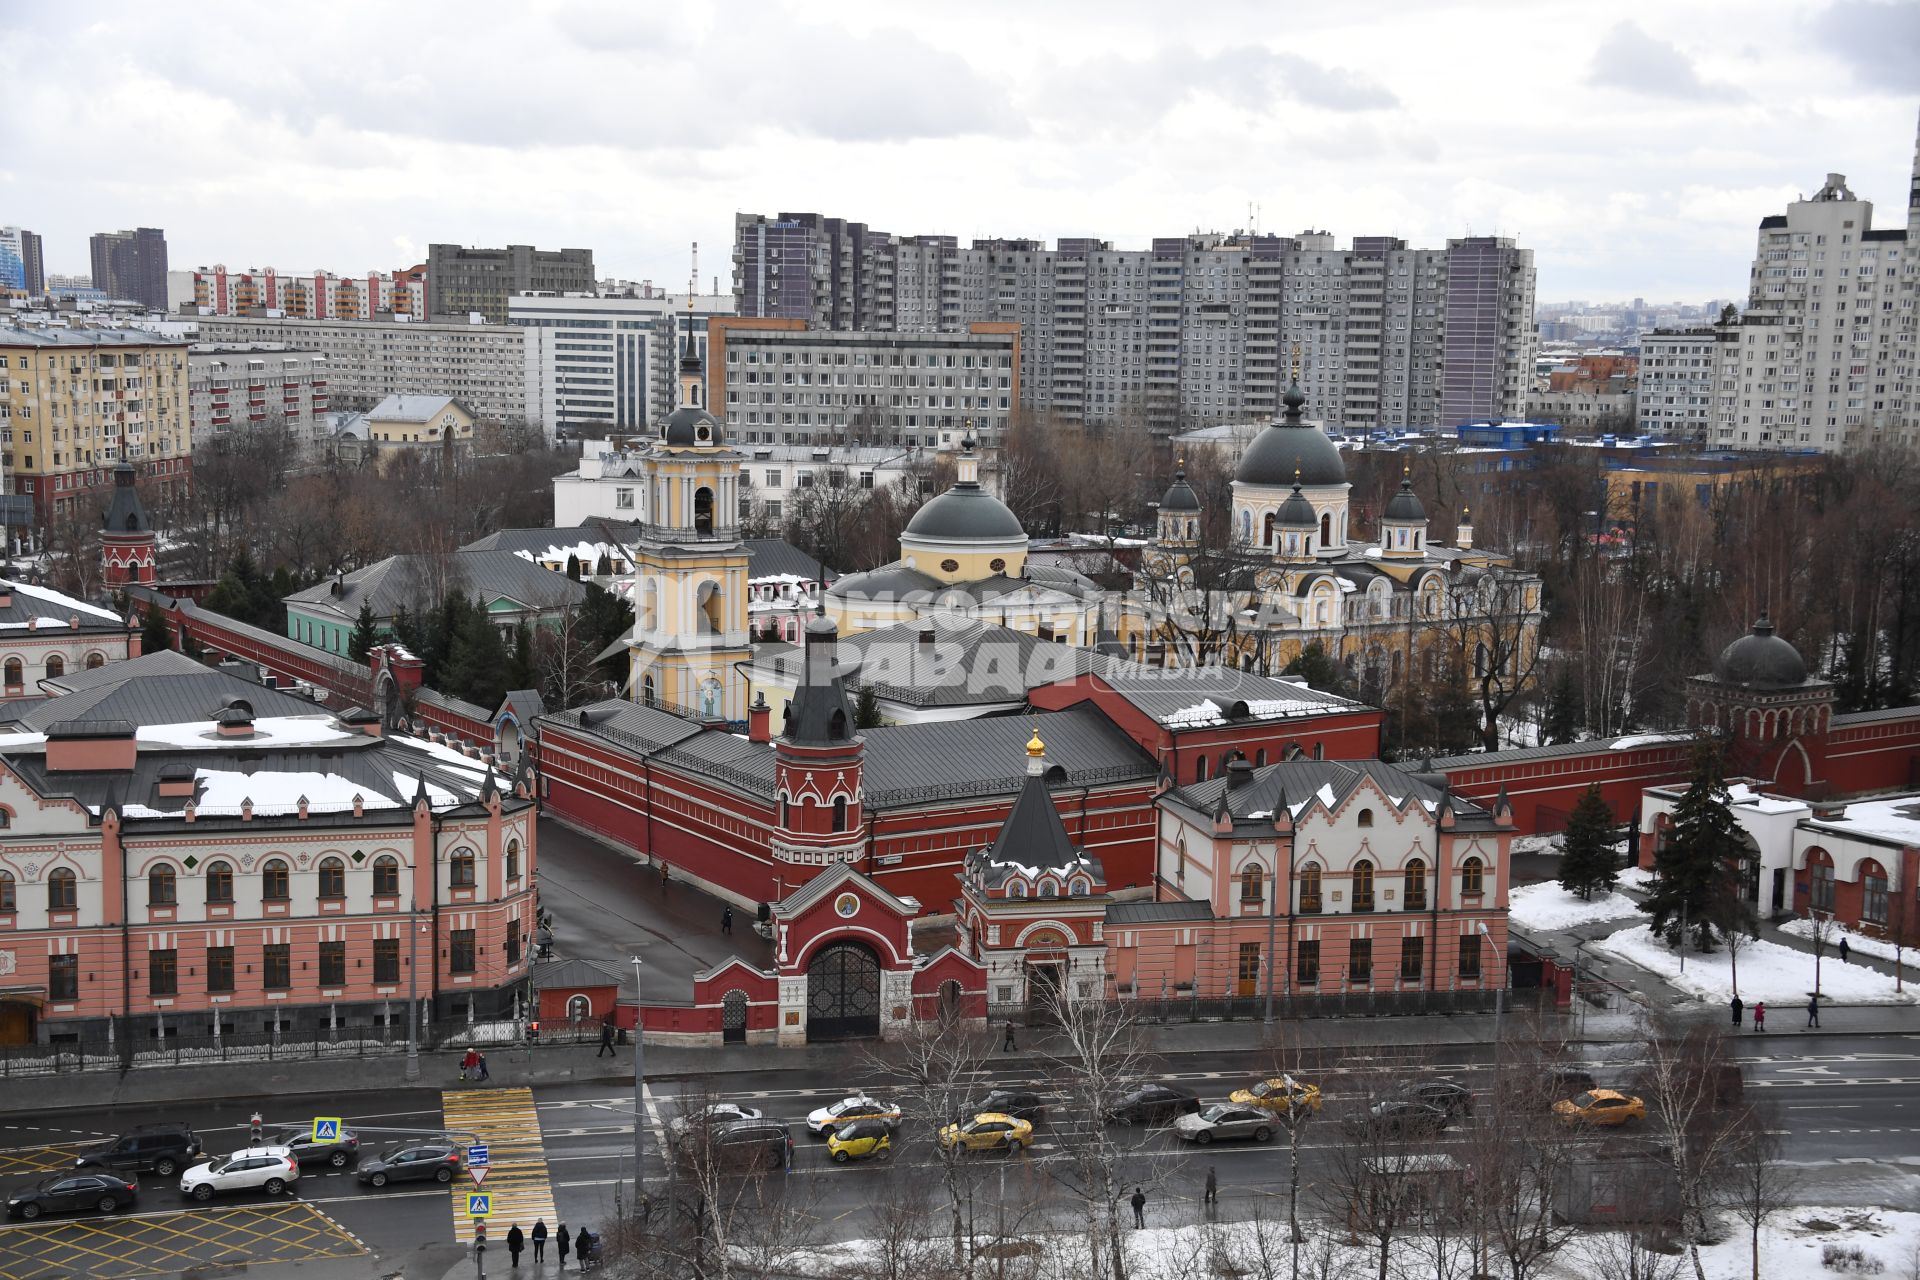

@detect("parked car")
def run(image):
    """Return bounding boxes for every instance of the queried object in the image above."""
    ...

[1410,1081,1474,1119]
[826,1119,893,1163]
[965,1089,1048,1124]
[673,1120,792,1173]
[938,1112,1033,1154]
[1106,1083,1201,1127]
[355,1142,463,1187]
[1172,1104,1277,1145]
[272,1125,361,1169]
[179,1146,300,1201]
[1553,1090,1646,1127]
[1339,1101,1451,1140]
[6,1172,137,1220]
[1230,1076,1322,1117]
[73,1124,203,1178]
[805,1095,901,1136]
[668,1102,765,1140]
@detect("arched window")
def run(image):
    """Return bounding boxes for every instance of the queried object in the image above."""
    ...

[450,849,476,887]
[148,864,176,906]
[318,857,346,898]
[1461,856,1484,897]
[1810,855,1835,912]
[1195,756,1209,783]
[780,797,791,827]
[85,652,105,669]
[1352,859,1375,912]
[694,486,715,534]
[1255,748,1268,767]
[832,796,848,833]
[206,861,234,903]
[641,675,656,707]
[1320,512,1332,548]
[2,658,20,687]
[1240,863,1264,903]
[1299,863,1322,913]
[567,994,592,1021]
[44,655,63,679]
[1862,860,1889,925]
[1404,858,1427,910]
[1262,512,1276,547]
[1357,808,1374,828]
[505,839,521,881]
[373,855,400,896]
[0,869,13,912]
[47,868,76,911]
[262,859,290,901]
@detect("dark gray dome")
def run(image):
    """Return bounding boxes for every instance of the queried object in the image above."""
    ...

[1383,478,1426,522]
[1276,484,1318,529]
[830,564,941,601]
[1160,468,1201,513]
[903,483,1025,541]
[1238,425,1345,487]
[1712,615,1807,688]
[659,405,721,447]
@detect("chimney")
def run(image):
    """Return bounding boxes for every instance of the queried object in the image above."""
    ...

[339,706,383,737]
[156,762,195,798]
[918,624,936,649]
[213,698,256,738]
[1225,757,1255,789]
[748,692,771,744]
[0,581,12,608]
[45,720,137,773]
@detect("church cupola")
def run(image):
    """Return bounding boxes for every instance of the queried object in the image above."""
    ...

[773,617,866,868]
[1157,461,1202,547]
[1379,464,1428,560]
[1274,474,1319,564]
[100,461,157,588]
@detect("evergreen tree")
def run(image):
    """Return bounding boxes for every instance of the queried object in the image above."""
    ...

[1282,641,1348,696]
[347,603,380,665]
[853,685,883,730]
[508,621,536,693]
[1641,738,1743,952]
[565,553,582,581]
[1542,664,1581,745]
[140,601,172,655]
[389,605,422,658]
[443,597,511,710]
[1558,783,1618,901]
[578,583,634,680]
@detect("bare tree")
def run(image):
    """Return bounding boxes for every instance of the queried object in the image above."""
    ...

[1716,1105,1798,1280]
[1574,1228,1691,1280]
[1462,1058,1582,1280]
[1805,909,1841,1006]
[1314,1062,1441,1280]
[1433,567,1545,751]
[1632,1018,1746,1280]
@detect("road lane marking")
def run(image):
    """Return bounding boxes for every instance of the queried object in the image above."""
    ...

[440,1087,556,1243]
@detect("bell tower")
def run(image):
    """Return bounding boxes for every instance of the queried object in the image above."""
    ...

[772,617,866,873]
[100,462,157,588]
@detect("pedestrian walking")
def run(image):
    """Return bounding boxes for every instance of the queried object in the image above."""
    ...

[461,1047,481,1082]
[532,1220,548,1265]
[556,1224,571,1271]
[1840,937,1851,964]
[1131,1186,1147,1228]
[1730,994,1743,1027]
[597,1015,616,1058]
[660,863,670,892]
[1753,1001,1766,1031]
[476,1052,491,1081]
[721,905,734,936]
[1807,994,1821,1028]
[507,1223,524,1269]
[1003,1020,1016,1052]
[1204,1166,1218,1210]
[575,1228,592,1269]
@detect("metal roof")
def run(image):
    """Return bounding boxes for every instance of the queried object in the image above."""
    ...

[285,550,588,623]
[367,394,466,423]
[1169,757,1488,830]
[16,668,324,733]
[1106,900,1214,925]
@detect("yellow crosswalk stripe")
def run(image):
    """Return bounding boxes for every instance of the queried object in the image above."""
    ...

[439,1086,557,1243]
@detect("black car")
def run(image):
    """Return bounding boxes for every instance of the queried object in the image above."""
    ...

[1106,1083,1202,1126]
[273,1125,361,1169]
[74,1124,203,1178]
[1339,1101,1450,1140]
[1411,1081,1474,1119]
[966,1089,1047,1124]
[355,1142,462,1188]
[675,1120,792,1173]
[1540,1067,1598,1101]
[6,1172,138,1220]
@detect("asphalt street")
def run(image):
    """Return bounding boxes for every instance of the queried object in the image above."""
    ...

[2,1033,1916,1278]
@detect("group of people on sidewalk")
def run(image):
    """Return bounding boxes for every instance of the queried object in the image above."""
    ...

[501,1219,597,1270]
[1729,994,1824,1030]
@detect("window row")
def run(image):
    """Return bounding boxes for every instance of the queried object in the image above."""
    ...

[136,930,508,995]
[1290,933,1482,984]
[1230,856,1484,913]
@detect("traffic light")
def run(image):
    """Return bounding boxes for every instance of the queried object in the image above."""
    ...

[474,1221,487,1252]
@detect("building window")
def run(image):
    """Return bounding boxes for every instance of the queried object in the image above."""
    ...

[1810,860,1836,913]
[262,859,290,901]
[1298,863,1322,914]
[148,865,176,906]
[1349,937,1372,986]
[1403,859,1427,911]
[1296,939,1320,986]
[207,946,235,993]
[505,840,520,882]
[450,929,477,974]
[44,655,62,679]
[1238,941,1261,987]
[1352,860,1375,912]
[507,926,522,966]
[2,658,18,687]
[0,869,11,912]
[263,943,290,989]
[1458,934,1482,980]
[451,850,476,888]
[1460,857,1484,897]
[373,855,400,896]
[1357,808,1374,828]
[49,953,78,1000]
[1400,936,1423,981]
[319,941,346,986]
[1863,870,1889,925]
[47,867,76,911]
[374,939,400,983]
[1240,864,1264,903]
[206,861,233,903]
[833,796,848,833]
[318,857,346,899]
[147,949,177,997]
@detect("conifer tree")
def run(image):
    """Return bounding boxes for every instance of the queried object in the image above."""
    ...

[1542,665,1581,745]
[1558,782,1618,901]
[347,603,380,664]
[140,601,172,655]
[854,685,883,730]
[1641,738,1742,952]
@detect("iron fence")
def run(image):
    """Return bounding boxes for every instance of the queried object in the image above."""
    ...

[0,1017,529,1078]
[989,987,1509,1027]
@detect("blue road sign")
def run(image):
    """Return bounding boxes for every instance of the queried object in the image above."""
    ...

[467,1143,490,1167]
[312,1118,341,1143]
[468,1192,491,1218]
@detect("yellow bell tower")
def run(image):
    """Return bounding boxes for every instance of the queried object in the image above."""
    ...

[626,247,753,723]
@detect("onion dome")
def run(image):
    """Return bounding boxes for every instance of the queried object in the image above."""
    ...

[1236,378,1345,487]
[903,440,1024,541]
[1160,465,1201,513]
[1383,470,1426,522]
[1276,479,1318,529]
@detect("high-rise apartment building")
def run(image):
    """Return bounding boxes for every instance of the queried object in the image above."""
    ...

[425,244,595,324]
[731,214,1535,433]
[187,344,331,451]
[169,265,428,320]
[193,314,528,426]
[509,290,731,441]
[88,228,169,310]
[0,228,45,295]
[0,329,192,523]
[1637,324,1738,437]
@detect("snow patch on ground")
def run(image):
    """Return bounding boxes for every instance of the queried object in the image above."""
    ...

[1591,923,1918,1005]
[1615,865,1656,891]
[1508,881,1643,932]
[1779,917,1918,970]
[1511,833,1563,855]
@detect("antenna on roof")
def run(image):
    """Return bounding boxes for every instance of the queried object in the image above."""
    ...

[687,242,697,313]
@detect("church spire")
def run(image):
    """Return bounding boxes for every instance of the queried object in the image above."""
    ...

[678,241,704,410]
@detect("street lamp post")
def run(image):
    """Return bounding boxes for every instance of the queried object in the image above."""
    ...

[630,955,646,1208]
[406,899,421,1082]
[1263,842,1279,1024]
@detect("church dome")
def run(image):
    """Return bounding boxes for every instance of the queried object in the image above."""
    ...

[659,405,721,447]
[903,481,1025,542]
[1383,477,1426,522]
[1712,615,1808,688]
[1276,483,1318,529]
[1159,468,1201,514]
[1235,381,1346,488]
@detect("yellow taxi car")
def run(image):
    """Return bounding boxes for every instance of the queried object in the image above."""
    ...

[1230,1075,1323,1117]
[1553,1089,1646,1127]
[937,1112,1034,1154]
[826,1119,894,1163]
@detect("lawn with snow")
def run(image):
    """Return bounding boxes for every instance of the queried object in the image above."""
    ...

[1592,923,1917,1005]
[1508,881,1644,931]
[1780,916,1920,972]
[1615,864,1656,891]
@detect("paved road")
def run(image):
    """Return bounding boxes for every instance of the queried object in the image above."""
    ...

[4,1033,1916,1277]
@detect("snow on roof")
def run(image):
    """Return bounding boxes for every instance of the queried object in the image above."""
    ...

[1609,732,1693,750]
[8,578,122,624]
[388,734,490,775]
[189,767,405,816]
[513,541,625,569]
[0,715,359,753]
[394,770,459,807]
[1162,696,1345,728]
[1801,794,1920,847]
[1288,782,1340,817]
[1725,783,1809,815]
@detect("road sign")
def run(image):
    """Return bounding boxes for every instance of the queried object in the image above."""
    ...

[470,1167,489,1188]
[467,1192,491,1218]
[312,1117,341,1143]
[467,1142,490,1167]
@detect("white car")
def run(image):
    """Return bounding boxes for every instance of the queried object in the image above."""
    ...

[667,1102,765,1139]
[805,1095,902,1136]
[179,1146,300,1201]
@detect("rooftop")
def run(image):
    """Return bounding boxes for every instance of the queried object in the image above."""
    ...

[366,394,465,423]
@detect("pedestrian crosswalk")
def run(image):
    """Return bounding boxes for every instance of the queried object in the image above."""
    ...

[440,1087,557,1244]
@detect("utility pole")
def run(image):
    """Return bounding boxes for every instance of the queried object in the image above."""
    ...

[630,954,646,1208]
[406,899,421,1082]
[1263,841,1279,1023]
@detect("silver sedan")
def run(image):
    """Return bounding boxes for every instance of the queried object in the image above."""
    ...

[1173,1104,1278,1145]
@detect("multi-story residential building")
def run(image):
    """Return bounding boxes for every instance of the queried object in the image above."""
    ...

[0,329,192,524]
[732,214,1535,435]
[169,265,428,321]
[707,318,1018,449]
[508,291,732,441]
[88,228,169,310]
[1638,325,1737,437]
[191,314,528,425]
[426,244,595,324]
[187,344,331,450]
[0,228,44,296]
[1528,353,1638,433]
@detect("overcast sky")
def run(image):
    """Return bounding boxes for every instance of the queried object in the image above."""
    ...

[5,0,1915,303]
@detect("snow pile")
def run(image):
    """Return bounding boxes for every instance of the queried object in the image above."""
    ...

[1591,924,1917,1005]
[1615,865,1656,891]
[1511,833,1564,855]
[1508,881,1644,931]
[1780,918,1917,968]
[1160,693,1341,726]
[1725,782,1809,815]
[1609,732,1692,750]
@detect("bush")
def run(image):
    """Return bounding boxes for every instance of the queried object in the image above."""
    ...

[1823,1243,1886,1274]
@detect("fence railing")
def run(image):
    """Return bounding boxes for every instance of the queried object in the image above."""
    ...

[0,1017,528,1078]
[990,988,1509,1026]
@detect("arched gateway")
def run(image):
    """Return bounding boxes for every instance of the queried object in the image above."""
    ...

[805,940,881,1041]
